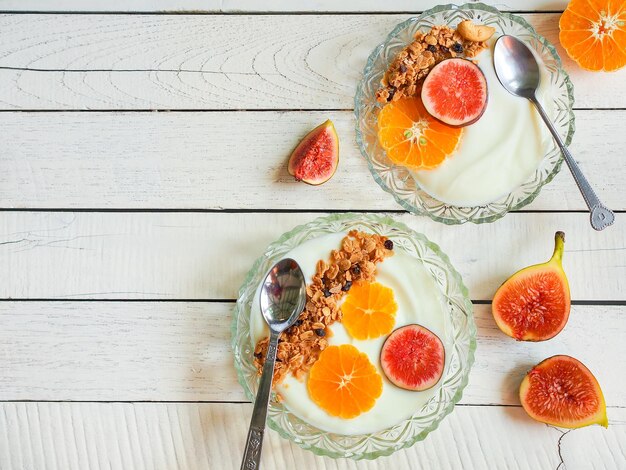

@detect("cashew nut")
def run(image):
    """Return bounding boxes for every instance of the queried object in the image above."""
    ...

[457,20,496,42]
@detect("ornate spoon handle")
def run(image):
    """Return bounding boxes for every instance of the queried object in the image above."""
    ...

[240,331,279,470]
[531,96,615,231]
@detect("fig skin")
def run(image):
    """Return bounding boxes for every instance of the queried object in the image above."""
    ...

[519,355,608,429]
[287,120,339,185]
[492,231,571,341]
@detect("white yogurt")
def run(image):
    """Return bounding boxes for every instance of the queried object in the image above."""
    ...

[250,233,450,435]
[411,38,554,206]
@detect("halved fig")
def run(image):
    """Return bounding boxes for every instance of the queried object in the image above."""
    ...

[492,231,571,341]
[287,120,339,185]
[421,58,488,127]
[380,324,445,391]
[520,355,608,429]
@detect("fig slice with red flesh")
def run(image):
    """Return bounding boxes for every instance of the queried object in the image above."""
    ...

[520,355,608,429]
[287,119,339,185]
[492,231,571,341]
[421,58,488,127]
[380,324,445,391]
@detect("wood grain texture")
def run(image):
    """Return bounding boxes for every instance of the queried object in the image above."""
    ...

[0,302,623,405]
[0,14,623,110]
[0,0,220,11]
[0,110,622,211]
[1,212,623,301]
[559,423,626,470]
[0,0,571,12]
[223,0,570,12]
[0,403,624,470]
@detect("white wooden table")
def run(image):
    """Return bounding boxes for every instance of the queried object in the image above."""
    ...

[0,1,624,469]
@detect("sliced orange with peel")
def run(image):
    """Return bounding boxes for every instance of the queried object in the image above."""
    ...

[341,282,397,340]
[377,97,462,170]
[307,344,383,419]
[559,0,626,71]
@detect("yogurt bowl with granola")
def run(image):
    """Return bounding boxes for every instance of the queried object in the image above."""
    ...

[232,213,475,459]
[355,3,575,224]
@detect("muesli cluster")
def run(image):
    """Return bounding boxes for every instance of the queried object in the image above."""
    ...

[376,22,493,103]
[254,230,394,386]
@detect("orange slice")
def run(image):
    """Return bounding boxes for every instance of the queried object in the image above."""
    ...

[341,282,397,340]
[559,0,626,71]
[377,97,462,170]
[307,344,383,419]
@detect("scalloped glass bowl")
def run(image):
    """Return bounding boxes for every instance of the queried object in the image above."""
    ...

[355,3,575,225]
[232,213,475,459]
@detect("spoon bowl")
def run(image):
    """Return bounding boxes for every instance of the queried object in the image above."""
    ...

[260,258,307,329]
[494,35,614,231]
[493,35,541,99]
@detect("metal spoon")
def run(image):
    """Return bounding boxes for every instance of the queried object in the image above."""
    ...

[240,258,307,470]
[493,35,615,231]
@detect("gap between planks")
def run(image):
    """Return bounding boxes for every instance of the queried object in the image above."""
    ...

[0,11,572,16]
[0,401,548,406]
[0,401,624,408]
[2,108,626,112]
[2,299,625,305]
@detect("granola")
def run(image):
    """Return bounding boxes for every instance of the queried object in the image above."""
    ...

[376,23,492,103]
[253,230,393,385]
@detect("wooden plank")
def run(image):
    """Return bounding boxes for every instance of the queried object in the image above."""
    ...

[0,1,220,12]
[223,0,570,12]
[0,14,622,110]
[0,302,623,405]
[0,301,236,402]
[0,0,571,12]
[0,402,624,469]
[1,212,623,301]
[0,110,622,211]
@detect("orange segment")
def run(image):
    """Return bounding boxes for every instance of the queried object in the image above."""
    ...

[341,282,397,340]
[307,344,383,419]
[377,97,462,170]
[559,0,626,71]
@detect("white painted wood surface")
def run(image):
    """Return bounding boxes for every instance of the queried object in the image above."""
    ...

[0,403,624,470]
[0,2,624,469]
[0,14,624,110]
[0,302,624,406]
[1,212,623,300]
[0,0,572,13]
[0,110,621,210]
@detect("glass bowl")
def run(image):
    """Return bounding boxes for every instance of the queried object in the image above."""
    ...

[354,3,575,225]
[232,213,475,459]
